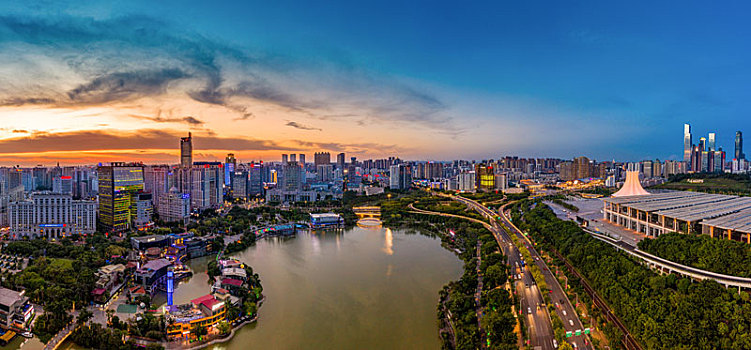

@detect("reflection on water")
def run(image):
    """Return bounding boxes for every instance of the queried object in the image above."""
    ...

[383,228,394,255]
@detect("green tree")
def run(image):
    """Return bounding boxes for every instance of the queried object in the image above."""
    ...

[217,321,232,335]
[191,323,208,340]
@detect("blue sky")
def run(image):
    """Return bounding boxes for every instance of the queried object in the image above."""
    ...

[0,1,749,164]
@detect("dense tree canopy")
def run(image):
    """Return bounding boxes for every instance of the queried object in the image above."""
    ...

[638,232,751,277]
[513,201,751,349]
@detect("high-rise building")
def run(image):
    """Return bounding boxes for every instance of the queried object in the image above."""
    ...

[316,164,334,182]
[282,154,289,163]
[231,171,248,199]
[457,172,476,192]
[713,150,726,173]
[336,153,346,169]
[52,176,73,195]
[474,164,496,192]
[389,164,412,190]
[574,156,592,179]
[684,124,692,164]
[314,152,331,167]
[144,165,173,211]
[98,163,145,233]
[699,137,709,172]
[133,192,153,229]
[736,131,745,160]
[248,162,264,197]
[708,133,716,152]
[180,162,224,210]
[157,187,190,224]
[299,154,306,166]
[691,145,701,172]
[225,153,236,186]
[653,160,662,178]
[282,162,303,192]
[180,133,193,168]
[642,160,653,178]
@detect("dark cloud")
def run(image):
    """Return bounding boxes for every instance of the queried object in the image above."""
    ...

[182,116,203,125]
[0,97,56,106]
[66,68,190,105]
[0,129,405,155]
[285,121,321,131]
[233,112,255,121]
[0,130,284,153]
[128,113,204,126]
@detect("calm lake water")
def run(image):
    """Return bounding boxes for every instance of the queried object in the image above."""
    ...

[51,225,462,350]
[207,226,462,349]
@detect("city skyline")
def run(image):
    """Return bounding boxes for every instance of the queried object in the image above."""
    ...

[1,2,751,165]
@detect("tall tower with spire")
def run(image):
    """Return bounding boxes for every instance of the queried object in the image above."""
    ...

[180,132,192,168]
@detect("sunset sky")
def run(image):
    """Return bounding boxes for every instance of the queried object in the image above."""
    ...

[1,1,750,165]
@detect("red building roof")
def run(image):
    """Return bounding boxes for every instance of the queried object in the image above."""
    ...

[221,278,244,287]
[191,294,222,310]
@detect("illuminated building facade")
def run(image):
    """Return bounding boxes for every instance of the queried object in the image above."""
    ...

[474,164,496,192]
[166,294,226,340]
[98,163,145,233]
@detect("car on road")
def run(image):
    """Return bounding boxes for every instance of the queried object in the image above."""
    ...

[528,307,532,314]
[553,339,558,348]
[569,319,574,326]
[562,310,567,316]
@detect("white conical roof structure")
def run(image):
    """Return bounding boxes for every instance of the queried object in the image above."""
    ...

[612,171,650,197]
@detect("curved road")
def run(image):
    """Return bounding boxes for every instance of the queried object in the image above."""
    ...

[451,195,592,350]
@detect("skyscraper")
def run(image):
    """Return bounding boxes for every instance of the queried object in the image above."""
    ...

[225,153,236,186]
[282,154,289,163]
[708,133,716,152]
[180,132,193,168]
[98,162,145,233]
[683,124,692,164]
[299,154,306,165]
[282,162,303,192]
[474,164,496,192]
[736,131,745,160]
[389,164,412,190]
[314,152,331,167]
[248,162,264,197]
[336,153,346,169]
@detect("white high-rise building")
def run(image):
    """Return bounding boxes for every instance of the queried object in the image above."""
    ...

[179,163,224,211]
[144,165,172,211]
[684,124,692,164]
[457,172,476,192]
[158,187,191,224]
